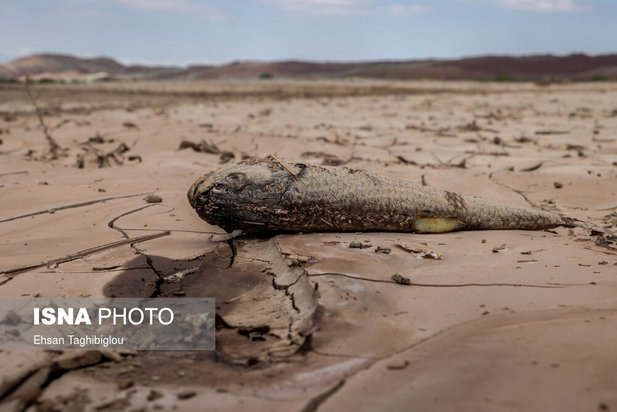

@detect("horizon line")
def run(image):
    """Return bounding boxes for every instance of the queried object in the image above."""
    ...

[3,50,617,68]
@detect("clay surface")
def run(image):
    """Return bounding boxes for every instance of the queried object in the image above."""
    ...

[1,80,616,411]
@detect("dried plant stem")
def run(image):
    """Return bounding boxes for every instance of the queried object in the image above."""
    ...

[24,76,66,159]
[1,231,171,276]
[269,153,302,184]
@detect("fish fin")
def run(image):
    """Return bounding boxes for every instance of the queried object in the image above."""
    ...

[414,216,462,233]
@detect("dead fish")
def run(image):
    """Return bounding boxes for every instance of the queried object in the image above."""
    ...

[188,157,573,234]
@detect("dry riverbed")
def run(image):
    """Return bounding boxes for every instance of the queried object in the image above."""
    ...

[1,79,617,411]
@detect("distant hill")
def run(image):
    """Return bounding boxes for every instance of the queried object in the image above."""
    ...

[1,52,616,82]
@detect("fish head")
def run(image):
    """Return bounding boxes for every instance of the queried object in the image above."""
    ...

[188,160,288,232]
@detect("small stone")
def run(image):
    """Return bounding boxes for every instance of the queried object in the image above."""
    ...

[391,273,411,285]
[349,241,362,248]
[144,194,163,203]
[147,389,163,401]
[117,378,133,390]
[553,182,563,189]
[374,246,391,254]
[177,390,196,400]
[492,244,507,253]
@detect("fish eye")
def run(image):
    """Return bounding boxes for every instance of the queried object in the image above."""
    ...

[226,172,245,182]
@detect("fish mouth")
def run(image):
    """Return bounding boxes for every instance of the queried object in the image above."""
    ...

[187,172,214,209]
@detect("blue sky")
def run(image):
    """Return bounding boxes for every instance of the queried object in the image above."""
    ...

[0,0,615,65]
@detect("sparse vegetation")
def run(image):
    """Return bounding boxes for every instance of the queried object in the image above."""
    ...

[582,75,609,82]
[492,73,519,82]
[37,78,57,84]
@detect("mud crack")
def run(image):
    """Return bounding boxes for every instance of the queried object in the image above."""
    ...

[162,238,318,365]
[0,192,153,224]
[308,272,573,288]
[0,351,110,411]
[107,204,172,297]
[299,379,346,412]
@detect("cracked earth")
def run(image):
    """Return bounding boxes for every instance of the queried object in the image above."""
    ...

[1,79,617,411]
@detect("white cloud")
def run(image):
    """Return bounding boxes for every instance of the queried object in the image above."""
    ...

[266,0,429,16]
[113,0,224,16]
[66,0,224,16]
[270,0,374,15]
[387,4,430,15]
[116,56,183,66]
[494,0,592,12]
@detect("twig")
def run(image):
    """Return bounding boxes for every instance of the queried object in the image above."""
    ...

[489,174,537,208]
[269,153,302,184]
[584,246,617,256]
[431,153,468,168]
[535,130,569,135]
[1,231,171,276]
[0,191,153,224]
[24,76,66,159]
[0,170,28,178]
[520,162,543,172]
[111,227,222,235]
[464,150,509,157]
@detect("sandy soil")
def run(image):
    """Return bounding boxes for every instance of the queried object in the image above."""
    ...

[1,79,617,411]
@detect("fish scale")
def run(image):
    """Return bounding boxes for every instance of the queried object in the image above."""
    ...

[188,157,570,234]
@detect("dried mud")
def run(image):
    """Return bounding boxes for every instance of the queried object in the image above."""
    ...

[1,79,617,411]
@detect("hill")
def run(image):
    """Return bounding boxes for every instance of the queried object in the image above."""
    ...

[1,52,616,82]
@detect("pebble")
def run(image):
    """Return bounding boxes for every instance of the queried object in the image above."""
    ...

[117,378,134,390]
[391,273,411,285]
[177,390,197,400]
[144,194,163,203]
